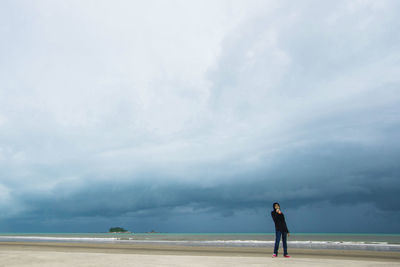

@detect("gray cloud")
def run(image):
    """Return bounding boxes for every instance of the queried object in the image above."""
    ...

[1,0,400,233]
[8,136,400,232]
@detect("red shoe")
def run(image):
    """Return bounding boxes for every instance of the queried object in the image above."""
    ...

[284,255,291,258]
[272,254,277,258]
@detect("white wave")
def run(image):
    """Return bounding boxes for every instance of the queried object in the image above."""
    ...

[0,236,118,242]
[1,236,399,251]
[116,239,400,251]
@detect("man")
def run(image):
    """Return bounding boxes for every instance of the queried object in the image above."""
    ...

[271,202,291,258]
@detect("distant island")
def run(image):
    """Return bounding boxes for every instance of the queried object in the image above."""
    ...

[109,227,131,233]
[146,230,160,233]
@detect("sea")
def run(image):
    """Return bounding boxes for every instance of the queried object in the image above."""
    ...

[1,233,399,252]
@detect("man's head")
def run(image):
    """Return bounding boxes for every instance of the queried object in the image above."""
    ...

[273,202,280,210]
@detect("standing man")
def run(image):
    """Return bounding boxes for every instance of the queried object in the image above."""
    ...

[271,202,291,258]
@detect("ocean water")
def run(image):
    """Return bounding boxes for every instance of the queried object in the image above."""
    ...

[0,233,399,252]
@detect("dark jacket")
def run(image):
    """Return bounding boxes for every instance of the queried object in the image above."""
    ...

[271,209,290,233]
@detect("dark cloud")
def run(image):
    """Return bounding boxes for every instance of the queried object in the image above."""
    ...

[6,135,398,233]
[1,1,400,233]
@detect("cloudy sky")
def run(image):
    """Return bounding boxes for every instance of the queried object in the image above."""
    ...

[0,0,399,233]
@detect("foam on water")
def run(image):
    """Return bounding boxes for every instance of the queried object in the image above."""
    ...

[0,233,400,251]
[0,235,118,243]
[1,235,399,251]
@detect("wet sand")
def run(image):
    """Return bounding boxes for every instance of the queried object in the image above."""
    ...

[0,242,399,266]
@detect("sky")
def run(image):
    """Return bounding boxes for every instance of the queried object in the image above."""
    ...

[0,0,399,233]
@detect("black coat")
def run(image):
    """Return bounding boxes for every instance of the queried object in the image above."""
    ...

[271,210,290,233]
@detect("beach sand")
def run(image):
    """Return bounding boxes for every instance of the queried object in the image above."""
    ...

[0,242,399,266]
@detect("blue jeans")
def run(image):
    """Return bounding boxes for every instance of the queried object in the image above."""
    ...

[274,231,288,256]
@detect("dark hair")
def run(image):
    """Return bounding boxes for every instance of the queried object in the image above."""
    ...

[272,202,280,210]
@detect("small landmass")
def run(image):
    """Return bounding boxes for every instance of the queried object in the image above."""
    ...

[109,227,131,233]
[146,230,160,233]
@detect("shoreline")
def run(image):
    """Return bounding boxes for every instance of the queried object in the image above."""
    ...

[1,234,399,252]
[1,241,399,262]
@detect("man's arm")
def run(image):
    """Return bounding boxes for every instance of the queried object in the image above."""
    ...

[283,214,290,235]
[271,211,277,223]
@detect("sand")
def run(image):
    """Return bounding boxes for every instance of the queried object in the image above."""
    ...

[0,242,399,267]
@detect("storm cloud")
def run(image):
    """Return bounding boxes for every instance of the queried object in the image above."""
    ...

[0,0,400,233]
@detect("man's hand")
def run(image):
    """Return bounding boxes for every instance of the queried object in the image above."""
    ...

[288,233,290,237]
